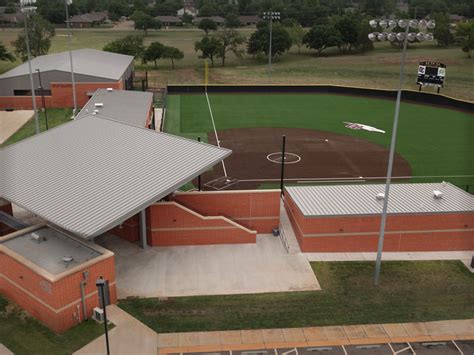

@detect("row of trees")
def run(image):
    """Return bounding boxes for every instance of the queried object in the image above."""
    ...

[103,35,184,68]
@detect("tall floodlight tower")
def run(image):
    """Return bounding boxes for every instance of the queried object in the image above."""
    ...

[262,11,280,82]
[64,0,77,118]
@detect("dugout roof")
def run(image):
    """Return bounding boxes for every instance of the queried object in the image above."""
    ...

[286,183,474,217]
[0,116,230,239]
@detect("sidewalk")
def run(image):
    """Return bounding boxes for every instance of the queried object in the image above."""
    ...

[74,305,157,355]
[157,319,474,354]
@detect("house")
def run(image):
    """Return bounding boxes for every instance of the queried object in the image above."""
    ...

[0,49,134,110]
[67,11,108,28]
[177,6,198,18]
[155,15,183,26]
[238,15,261,26]
[193,16,225,26]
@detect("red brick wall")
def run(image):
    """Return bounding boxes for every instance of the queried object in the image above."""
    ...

[172,190,281,233]
[0,251,116,333]
[109,214,140,243]
[148,202,256,246]
[284,195,474,252]
[0,81,123,110]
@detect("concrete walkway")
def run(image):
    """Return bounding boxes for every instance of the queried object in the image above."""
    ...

[74,305,157,355]
[157,319,474,353]
[96,234,320,298]
[0,110,33,144]
[0,344,13,355]
[305,251,474,273]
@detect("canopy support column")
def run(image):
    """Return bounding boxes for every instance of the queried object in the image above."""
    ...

[139,210,147,249]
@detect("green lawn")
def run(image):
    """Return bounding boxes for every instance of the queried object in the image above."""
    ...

[1,108,72,147]
[119,261,474,333]
[0,296,106,355]
[165,93,474,187]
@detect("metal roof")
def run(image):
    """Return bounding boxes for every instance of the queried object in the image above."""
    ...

[75,89,153,127]
[0,49,133,81]
[285,183,474,217]
[0,116,230,239]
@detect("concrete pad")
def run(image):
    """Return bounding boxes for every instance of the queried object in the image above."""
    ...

[0,344,13,355]
[74,305,157,355]
[0,110,33,144]
[303,327,327,341]
[281,328,306,342]
[198,331,221,345]
[402,322,430,336]
[382,323,409,338]
[158,333,179,348]
[178,332,200,347]
[97,234,320,298]
[322,326,346,340]
[423,320,457,335]
[262,329,285,343]
[241,330,264,344]
[343,325,366,339]
[362,324,387,338]
[219,330,242,345]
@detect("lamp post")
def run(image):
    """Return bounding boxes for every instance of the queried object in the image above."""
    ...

[64,0,77,118]
[35,68,48,130]
[262,11,280,82]
[96,277,110,355]
[20,0,40,134]
[368,18,435,285]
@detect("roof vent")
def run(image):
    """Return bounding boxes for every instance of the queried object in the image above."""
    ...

[433,190,443,199]
[62,255,74,264]
[376,192,385,201]
[94,103,104,108]
[106,88,113,92]
[31,232,42,242]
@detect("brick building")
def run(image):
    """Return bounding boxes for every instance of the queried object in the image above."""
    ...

[0,49,134,110]
[284,183,474,253]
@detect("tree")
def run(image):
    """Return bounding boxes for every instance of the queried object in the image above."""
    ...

[216,29,245,66]
[103,35,145,58]
[198,18,217,35]
[131,11,161,35]
[247,23,292,58]
[224,14,241,29]
[109,0,130,21]
[433,14,455,47]
[143,41,165,68]
[162,46,184,69]
[287,24,305,54]
[195,36,221,66]
[334,15,359,53]
[303,24,342,55]
[5,2,16,14]
[356,21,374,53]
[12,15,55,62]
[456,21,474,58]
[0,42,15,62]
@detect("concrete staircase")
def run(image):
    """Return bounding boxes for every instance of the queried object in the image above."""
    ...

[279,199,302,254]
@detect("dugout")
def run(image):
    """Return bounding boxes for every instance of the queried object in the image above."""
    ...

[284,182,474,253]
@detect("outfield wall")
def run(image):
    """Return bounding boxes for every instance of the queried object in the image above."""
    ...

[167,85,474,113]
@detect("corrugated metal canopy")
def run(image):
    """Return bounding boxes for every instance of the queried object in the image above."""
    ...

[0,116,230,238]
[0,49,133,81]
[286,183,474,217]
[75,89,153,127]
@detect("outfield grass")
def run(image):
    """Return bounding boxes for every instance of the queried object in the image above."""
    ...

[119,261,474,333]
[1,108,72,147]
[165,93,474,187]
[0,296,106,355]
[1,28,473,101]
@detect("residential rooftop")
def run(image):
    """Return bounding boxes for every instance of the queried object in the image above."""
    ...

[286,182,474,217]
[0,49,133,81]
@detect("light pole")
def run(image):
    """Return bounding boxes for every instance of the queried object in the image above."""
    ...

[96,277,110,355]
[369,18,435,285]
[20,0,40,134]
[35,68,48,130]
[64,0,77,118]
[262,11,280,82]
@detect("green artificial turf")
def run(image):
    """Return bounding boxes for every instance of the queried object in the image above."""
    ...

[165,93,474,187]
[119,260,474,333]
[0,296,107,355]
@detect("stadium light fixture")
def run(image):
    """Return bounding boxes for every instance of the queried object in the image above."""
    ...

[20,0,40,135]
[64,0,77,118]
[368,18,435,286]
[262,11,280,82]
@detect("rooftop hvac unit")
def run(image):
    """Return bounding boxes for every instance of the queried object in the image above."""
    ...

[376,193,385,201]
[94,103,104,108]
[106,88,113,92]
[92,307,104,323]
[433,190,443,199]
[30,232,42,242]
